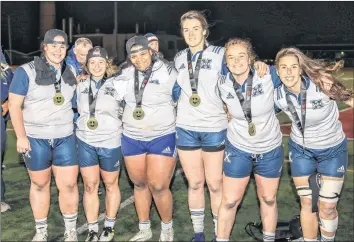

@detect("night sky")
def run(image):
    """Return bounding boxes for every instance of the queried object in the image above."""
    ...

[1,1,354,58]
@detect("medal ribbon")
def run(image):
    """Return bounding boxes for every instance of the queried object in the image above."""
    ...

[88,76,107,118]
[187,50,203,94]
[134,67,153,108]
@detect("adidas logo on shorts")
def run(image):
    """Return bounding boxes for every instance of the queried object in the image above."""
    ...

[162,146,172,154]
[337,166,345,173]
[226,92,234,99]
[114,160,120,168]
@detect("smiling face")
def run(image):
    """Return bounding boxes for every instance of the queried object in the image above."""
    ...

[44,36,67,68]
[276,55,302,89]
[129,46,152,71]
[149,41,159,52]
[182,18,205,50]
[87,57,107,78]
[225,43,251,76]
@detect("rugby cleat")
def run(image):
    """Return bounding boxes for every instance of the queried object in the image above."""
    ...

[159,227,174,241]
[129,228,153,241]
[99,227,115,241]
[85,230,99,241]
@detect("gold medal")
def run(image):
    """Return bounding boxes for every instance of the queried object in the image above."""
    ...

[248,122,256,136]
[87,117,98,130]
[133,107,145,120]
[53,93,65,106]
[189,93,201,107]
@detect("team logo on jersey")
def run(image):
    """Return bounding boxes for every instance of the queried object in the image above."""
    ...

[200,59,212,70]
[226,92,234,99]
[149,79,160,85]
[252,83,264,97]
[178,63,186,70]
[310,99,324,109]
[104,87,116,97]
[81,87,89,94]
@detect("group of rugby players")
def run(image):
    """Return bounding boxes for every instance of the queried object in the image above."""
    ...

[3,9,353,242]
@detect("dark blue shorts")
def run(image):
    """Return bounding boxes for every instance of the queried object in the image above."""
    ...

[223,139,284,178]
[121,133,176,157]
[175,127,226,152]
[77,138,121,172]
[24,134,77,171]
[289,138,348,178]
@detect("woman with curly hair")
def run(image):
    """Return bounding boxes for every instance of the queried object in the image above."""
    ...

[75,46,124,241]
[274,47,353,242]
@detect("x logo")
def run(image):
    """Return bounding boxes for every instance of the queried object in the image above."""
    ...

[224,151,231,163]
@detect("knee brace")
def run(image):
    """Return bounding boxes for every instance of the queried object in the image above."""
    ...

[319,216,338,233]
[319,179,343,203]
[296,186,312,199]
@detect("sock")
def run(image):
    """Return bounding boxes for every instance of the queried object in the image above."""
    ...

[263,231,275,242]
[35,217,48,234]
[161,220,173,231]
[190,208,205,233]
[139,220,151,231]
[216,238,229,242]
[88,220,99,233]
[212,213,218,236]
[304,238,318,242]
[63,213,78,231]
[321,234,335,242]
[104,216,116,228]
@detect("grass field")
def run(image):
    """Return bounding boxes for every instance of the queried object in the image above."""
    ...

[1,68,353,241]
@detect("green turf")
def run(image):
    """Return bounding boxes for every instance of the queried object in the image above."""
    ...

[1,129,354,241]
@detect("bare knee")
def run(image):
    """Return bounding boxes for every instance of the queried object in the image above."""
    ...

[189,180,205,191]
[206,179,222,194]
[300,197,313,212]
[261,195,277,206]
[31,180,50,192]
[104,181,118,193]
[222,197,240,210]
[149,182,168,195]
[134,181,148,190]
[84,181,99,194]
[320,202,337,217]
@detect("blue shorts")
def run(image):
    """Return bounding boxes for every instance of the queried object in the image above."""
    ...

[175,127,226,152]
[289,138,348,178]
[121,133,176,157]
[223,139,284,178]
[24,134,77,171]
[77,138,121,172]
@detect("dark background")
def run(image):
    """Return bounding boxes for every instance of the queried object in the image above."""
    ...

[1,1,354,58]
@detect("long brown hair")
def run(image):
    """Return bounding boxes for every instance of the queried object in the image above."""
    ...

[275,47,353,101]
[85,58,120,78]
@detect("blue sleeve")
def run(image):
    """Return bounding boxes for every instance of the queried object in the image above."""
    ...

[270,65,282,88]
[220,56,228,76]
[9,67,29,96]
[172,81,181,103]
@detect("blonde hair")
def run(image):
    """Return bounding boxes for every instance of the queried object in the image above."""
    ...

[224,38,257,66]
[74,38,92,48]
[275,47,353,101]
[85,58,120,78]
[180,10,209,39]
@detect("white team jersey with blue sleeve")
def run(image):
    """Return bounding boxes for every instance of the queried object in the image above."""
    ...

[174,45,228,132]
[120,60,178,141]
[218,71,282,154]
[75,75,127,148]
[274,78,345,149]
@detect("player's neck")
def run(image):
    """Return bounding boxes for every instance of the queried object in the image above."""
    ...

[92,75,104,82]
[189,41,205,55]
[232,68,250,85]
[288,80,301,94]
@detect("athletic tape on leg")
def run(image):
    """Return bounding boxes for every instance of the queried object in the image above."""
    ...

[319,216,338,233]
[296,186,312,199]
[319,179,343,203]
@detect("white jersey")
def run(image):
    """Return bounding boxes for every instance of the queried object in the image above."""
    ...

[218,71,282,154]
[120,60,177,141]
[174,45,228,132]
[274,78,345,149]
[20,62,76,139]
[76,76,127,148]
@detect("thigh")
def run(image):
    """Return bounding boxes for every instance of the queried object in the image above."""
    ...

[202,149,224,184]
[52,134,78,167]
[254,174,280,198]
[121,135,146,157]
[288,138,317,177]
[254,145,283,178]
[201,129,227,152]
[28,167,52,186]
[148,133,177,158]
[52,164,79,186]
[77,138,99,168]
[98,146,122,172]
[222,174,250,202]
[101,169,120,186]
[80,165,100,185]
[146,154,176,186]
[175,127,201,150]
[25,137,52,171]
[124,154,148,185]
[223,141,253,178]
[177,148,205,183]
[317,139,348,178]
